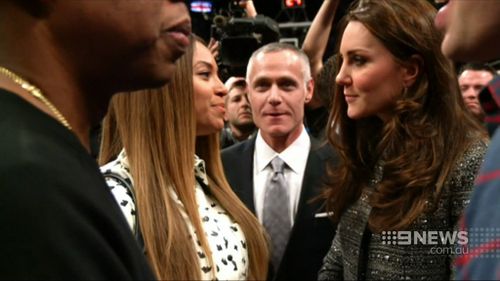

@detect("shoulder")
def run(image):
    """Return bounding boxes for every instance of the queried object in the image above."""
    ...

[100,152,136,231]
[100,151,133,185]
[309,135,339,167]
[447,137,488,192]
[311,140,338,162]
[221,138,254,158]
[455,137,488,175]
[465,137,488,160]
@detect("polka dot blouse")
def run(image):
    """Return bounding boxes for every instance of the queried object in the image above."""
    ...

[101,151,249,280]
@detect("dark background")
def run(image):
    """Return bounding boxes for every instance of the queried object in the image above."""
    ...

[189,0,446,62]
[190,0,356,60]
[189,0,499,72]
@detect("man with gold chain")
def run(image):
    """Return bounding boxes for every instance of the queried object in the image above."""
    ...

[0,0,191,279]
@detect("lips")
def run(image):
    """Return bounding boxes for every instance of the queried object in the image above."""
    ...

[213,104,226,114]
[434,1,450,31]
[265,112,286,118]
[162,19,191,56]
[465,101,480,109]
[344,95,359,103]
[239,110,252,117]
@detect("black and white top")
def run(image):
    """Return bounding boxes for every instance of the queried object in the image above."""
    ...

[101,150,249,280]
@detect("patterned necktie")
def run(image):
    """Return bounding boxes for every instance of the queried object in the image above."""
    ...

[263,156,291,272]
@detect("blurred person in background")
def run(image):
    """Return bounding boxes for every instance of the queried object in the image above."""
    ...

[221,76,256,149]
[457,63,496,134]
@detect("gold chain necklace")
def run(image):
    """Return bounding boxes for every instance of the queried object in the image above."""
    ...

[0,66,72,130]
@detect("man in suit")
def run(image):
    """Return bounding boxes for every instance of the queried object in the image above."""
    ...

[221,43,336,280]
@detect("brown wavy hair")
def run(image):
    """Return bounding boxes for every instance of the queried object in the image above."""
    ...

[324,0,487,232]
[99,36,268,280]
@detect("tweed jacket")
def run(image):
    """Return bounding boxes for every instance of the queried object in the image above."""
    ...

[318,139,487,280]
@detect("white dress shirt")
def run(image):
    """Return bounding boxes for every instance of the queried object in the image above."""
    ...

[253,126,311,226]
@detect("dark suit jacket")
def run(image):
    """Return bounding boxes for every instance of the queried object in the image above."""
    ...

[221,136,337,281]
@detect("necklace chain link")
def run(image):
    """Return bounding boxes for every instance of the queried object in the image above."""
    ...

[0,66,72,130]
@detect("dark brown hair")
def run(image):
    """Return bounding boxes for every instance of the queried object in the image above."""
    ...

[324,0,487,232]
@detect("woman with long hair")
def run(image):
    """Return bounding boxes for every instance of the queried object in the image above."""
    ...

[99,36,269,280]
[319,0,488,279]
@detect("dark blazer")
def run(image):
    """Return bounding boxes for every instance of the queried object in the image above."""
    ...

[221,135,337,281]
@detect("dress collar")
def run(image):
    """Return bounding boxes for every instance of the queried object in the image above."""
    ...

[194,154,209,187]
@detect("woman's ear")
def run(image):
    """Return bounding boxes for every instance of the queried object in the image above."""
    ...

[401,54,423,87]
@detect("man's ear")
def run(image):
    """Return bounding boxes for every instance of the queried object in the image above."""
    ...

[304,79,314,104]
[401,54,423,87]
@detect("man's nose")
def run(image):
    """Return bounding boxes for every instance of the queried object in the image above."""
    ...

[462,88,479,99]
[268,85,282,105]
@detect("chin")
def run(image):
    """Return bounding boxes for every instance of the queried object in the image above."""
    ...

[239,118,253,124]
[441,39,490,63]
[204,124,224,135]
[347,111,361,120]
[266,128,291,138]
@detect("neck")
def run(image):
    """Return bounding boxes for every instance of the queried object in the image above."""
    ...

[230,123,256,141]
[305,96,323,110]
[0,11,111,152]
[261,125,303,153]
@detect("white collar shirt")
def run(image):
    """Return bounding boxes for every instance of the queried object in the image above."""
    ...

[253,125,311,226]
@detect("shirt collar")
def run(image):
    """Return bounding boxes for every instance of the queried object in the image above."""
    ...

[116,149,130,173]
[194,154,209,186]
[255,125,311,173]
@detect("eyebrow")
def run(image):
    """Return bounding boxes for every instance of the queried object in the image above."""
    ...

[251,75,300,86]
[194,61,213,70]
[345,48,370,55]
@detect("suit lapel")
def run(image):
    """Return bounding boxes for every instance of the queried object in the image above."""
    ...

[294,146,323,223]
[234,139,257,213]
[293,137,326,224]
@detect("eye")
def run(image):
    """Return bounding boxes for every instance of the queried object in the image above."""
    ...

[280,80,297,91]
[474,85,485,91]
[197,71,210,79]
[254,85,268,92]
[351,55,366,66]
[253,81,270,92]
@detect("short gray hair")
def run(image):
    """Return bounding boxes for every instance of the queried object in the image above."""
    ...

[246,42,312,82]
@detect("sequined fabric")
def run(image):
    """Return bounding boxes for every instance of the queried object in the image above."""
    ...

[318,139,488,280]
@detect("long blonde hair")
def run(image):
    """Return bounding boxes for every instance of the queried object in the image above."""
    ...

[99,37,268,280]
